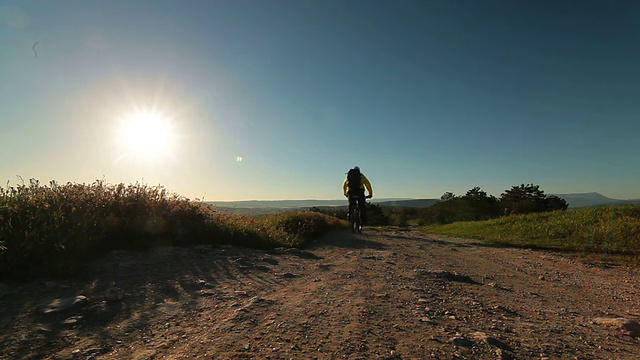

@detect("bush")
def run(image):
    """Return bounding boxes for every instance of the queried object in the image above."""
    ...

[0,180,338,280]
[417,185,568,225]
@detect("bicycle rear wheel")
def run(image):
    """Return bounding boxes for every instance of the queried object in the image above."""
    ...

[352,207,361,234]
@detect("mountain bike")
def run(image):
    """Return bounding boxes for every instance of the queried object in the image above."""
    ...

[349,194,372,234]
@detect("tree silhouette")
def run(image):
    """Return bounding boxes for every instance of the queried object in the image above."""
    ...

[499,184,548,215]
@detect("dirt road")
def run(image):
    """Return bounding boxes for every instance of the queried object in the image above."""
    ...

[1,229,639,359]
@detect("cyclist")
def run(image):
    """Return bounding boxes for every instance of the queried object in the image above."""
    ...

[342,166,373,225]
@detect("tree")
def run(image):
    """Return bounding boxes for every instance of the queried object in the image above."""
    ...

[499,184,548,215]
[545,195,569,211]
[423,187,499,224]
[441,192,457,201]
[461,187,500,220]
[463,187,488,201]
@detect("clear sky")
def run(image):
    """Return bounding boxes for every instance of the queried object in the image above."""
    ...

[2,0,639,201]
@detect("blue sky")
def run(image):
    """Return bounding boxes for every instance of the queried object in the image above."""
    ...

[2,0,639,201]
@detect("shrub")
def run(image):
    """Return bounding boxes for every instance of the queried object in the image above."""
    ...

[0,180,338,280]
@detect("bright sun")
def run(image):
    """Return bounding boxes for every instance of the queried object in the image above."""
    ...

[115,109,178,162]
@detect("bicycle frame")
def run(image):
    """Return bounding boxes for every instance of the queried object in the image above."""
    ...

[349,195,362,233]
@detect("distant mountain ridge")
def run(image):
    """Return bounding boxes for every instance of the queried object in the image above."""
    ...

[552,193,640,208]
[205,198,415,214]
[205,193,640,214]
[205,198,412,209]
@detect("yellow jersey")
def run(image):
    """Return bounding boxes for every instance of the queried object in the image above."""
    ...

[343,173,373,197]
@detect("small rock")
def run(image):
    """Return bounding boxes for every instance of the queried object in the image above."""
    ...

[472,331,512,350]
[262,257,279,265]
[234,258,254,266]
[593,317,640,337]
[83,347,104,356]
[105,287,124,302]
[493,305,520,317]
[419,317,436,324]
[61,316,83,326]
[36,327,52,334]
[194,279,214,290]
[36,295,89,315]
[85,301,109,316]
[248,296,267,304]
[451,337,474,347]
[281,272,296,279]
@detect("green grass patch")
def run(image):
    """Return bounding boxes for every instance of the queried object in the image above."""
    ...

[421,205,640,255]
[0,179,341,280]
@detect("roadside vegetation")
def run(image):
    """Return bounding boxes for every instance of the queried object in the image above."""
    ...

[3,178,638,279]
[421,205,640,256]
[0,179,342,280]
[383,184,569,227]
[361,183,640,259]
[313,183,574,232]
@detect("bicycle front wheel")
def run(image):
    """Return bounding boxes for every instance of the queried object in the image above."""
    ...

[352,208,361,234]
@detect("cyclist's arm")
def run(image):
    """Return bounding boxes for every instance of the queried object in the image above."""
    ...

[361,175,373,197]
[342,178,349,197]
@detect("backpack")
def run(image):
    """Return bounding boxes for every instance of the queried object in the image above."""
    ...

[347,168,361,191]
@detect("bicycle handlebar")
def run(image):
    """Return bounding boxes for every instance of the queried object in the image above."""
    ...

[348,194,373,199]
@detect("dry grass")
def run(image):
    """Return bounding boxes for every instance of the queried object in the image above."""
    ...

[0,179,340,280]
[421,205,640,255]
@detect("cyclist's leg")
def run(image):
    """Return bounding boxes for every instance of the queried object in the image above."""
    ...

[358,191,367,225]
[348,193,356,220]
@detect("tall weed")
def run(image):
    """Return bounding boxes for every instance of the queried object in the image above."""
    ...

[0,180,338,280]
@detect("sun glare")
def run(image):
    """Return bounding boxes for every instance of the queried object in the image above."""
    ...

[115,109,178,163]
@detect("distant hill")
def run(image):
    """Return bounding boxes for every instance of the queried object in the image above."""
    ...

[376,194,640,209]
[205,198,414,209]
[204,193,640,214]
[205,198,419,214]
[553,193,640,208]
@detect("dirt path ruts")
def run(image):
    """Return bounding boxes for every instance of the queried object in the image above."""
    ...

[1,229,639,359]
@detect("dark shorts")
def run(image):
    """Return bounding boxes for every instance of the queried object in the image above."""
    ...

[347,189,367,222]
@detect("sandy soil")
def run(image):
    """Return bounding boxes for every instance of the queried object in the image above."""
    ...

[1,229,639,359]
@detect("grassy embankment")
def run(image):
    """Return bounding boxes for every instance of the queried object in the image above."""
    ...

[421,205,640,261]
[0,180,343,280]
